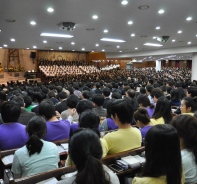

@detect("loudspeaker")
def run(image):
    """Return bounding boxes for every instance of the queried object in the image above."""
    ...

[30,52,36,59]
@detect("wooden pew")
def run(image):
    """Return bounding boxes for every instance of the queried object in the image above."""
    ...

[102,146,145,176]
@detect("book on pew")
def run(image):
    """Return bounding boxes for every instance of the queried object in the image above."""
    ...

[133,155,145,164]
[36,177,58,184]
[121,156,141,168]
[56,143,69,154]
[1,154,14,165]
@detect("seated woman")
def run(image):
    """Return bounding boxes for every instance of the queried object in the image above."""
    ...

[38,99,71,141]
[11,116,59,178]
[103,99,141,155]
[171,115,197,184]
[100,99,118,131]
[180,97,197,116]
[132,124,183,184]
[57,129,120,184]
[134,107,152,139]
[150,96,172,125]
[170,89,181,107]
[137,94,155,118]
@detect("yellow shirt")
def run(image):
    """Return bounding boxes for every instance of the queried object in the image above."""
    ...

[150,117,165,125]
[103,127,142,155]
[182,112,194,116]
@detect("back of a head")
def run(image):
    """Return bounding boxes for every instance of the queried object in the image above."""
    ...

[111,92,122,99]
[10,96,24,108]
[1,101,21,123]
[143,124,182,184]
[170,89,180,101]
[67,94,80,108]
[134,107,150,125]
[69,129,109,184]
[92,94,104,106]
[106,99,116,118]
[76,100,93,114]
[126,89,135,98]
[187,86,197,98]
[102,87,111,97]
[137,94,151,108]
[48,90,56,98]
[140,87,146,94]
[58,91,67,100]
[82,90,90,99]
[23,95,32,108]
[38,99,56,120]
[151,88,164,99]
[111,98,133,124]
[35,92,46,103]
[171,114,197,165]
[182,97,197,112]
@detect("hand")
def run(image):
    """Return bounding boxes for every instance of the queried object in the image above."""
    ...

[70,108,76,116]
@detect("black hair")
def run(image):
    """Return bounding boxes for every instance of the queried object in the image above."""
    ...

[102,87,111,97]
[170,89,180,102]
[69,129,110,184]
[111,92,122,99]
[48,90,56,98]
[82,90,90,99]
[143,124,182,184]
[126,89,135,98]
[106,99,116,118]
[152,96,172,124]
[137,94,154,108]
[187,86,197,98]
[111,98,133,124]
[67,94,80,108]
[34,92,47,103]
[182,97,197,112]
[92,94,105,106]
[0,91,6,102]
[58,91,67,100]
[134,107,150,125]
[140,87,146,94]
[38,99,56,120]
[23,95,32,108]
[151,88,164,99]
[1,101,21,123]
[166,86,172,94]
[26,116,46,156]
[171,114,197,165]
[76,100,94,114]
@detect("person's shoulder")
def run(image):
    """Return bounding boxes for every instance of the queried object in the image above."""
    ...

[132,176,166,184]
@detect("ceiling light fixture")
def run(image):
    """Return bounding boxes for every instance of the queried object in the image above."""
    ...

[128,21,133,25]
[3,44,8,47]
[131,34,135,37]
[71,42,75,45]
[158,9,165,14]
[30,21,36,25]
[186,17,192,21]
[135,47,138,50]
[33,46,37,48]
[40,33,74,38]
[82,48,85,51]
[144,43,163,47]
[26,48,29,49]
[103,29,108,33]
[10,38,15,42]
[119,51,122,52]
[117,46,120,48]
[43,40,47,43]
[153,37,157,39]
[102,49,105,52]
[92,15,98,19]
[92,51,94,52]
[172,40,176,42]
[121,0,128,5]
[100,38,126,42]
[188,42,191,44]
[51,49,53,50]
[178,30,182,34]
[59,47,62,49]
[72,50,75,51]
[95,44,99,46]
[47,8,54,13]
[156,26,160,30]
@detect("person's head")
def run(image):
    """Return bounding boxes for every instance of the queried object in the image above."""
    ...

[67,94,80,108]
[106,99,116,118]
[143,124,182,184]
[140,87,146,94]
[92,94,105,107]
[166,86,172,94]
[26,116,46,156]
[152,96,172,124]
[151,88,164,103]
[0,91,6,102]
[171,114,197,165]
[34,92,46,103]
[82,90,90,100]
[137,94,151,108]
[126,89,135,98]
[69,129,110,184]
[111,92,122,99]
[180,97,197,113]
[10,96,25,108]
[111,98,133,125]
[170,89,180,102]
[48,90,56,98]
[1,101,21,123]
[102,87,111,97]
[38,99,56,120]
[76,100,94,114]
[58,91,67,100]
[23,95,32,108]
[134,107,150,127]
[187,86,197,97]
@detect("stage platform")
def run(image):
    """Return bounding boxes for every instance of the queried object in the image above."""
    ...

[0,72,41,85]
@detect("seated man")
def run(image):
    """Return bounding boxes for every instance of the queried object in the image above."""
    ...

[103,99,142,155]
[0,101,28,150]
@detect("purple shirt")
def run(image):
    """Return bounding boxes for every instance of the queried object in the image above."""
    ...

[0,123,28,151]
[146,107,154,118]
[44,119,70,141]
[140,126,152,139]
[107,118,118,130]
[70,123,79,137]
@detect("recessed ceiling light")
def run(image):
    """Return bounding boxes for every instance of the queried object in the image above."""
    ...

[186,17,192,21]
[30,21,36,25]
[139,5,149,10]
[51,49,53,50]
[92,51,94,52]
[121,0,128,5]
[33,46,37,48]
[59,47,62,50]
[82,48,85,51]
[158,9,165,14]
[71,42,75,45]
[131,34,135,37]
[0,30,1,32]
[72,50,75,51]
[100,38,126,42]
[43,40,47,43]
[117,46,120,48]
[153,37,157,39]
[188,42,191,44]
[103,29,108,33]
[92,15,98,19]
[178,30,182,34]
[95,44,99,46]
[144,43,163,47]
[119,51,122,52]
[102,49,105,52]
[135,47,138,50]
[128,21,133,25]
[26,48,29,49]
[40,33,74,38]
[172,39,176,42]
[47,7,54,13]
[10,38,15,42]
[156,26,160,30]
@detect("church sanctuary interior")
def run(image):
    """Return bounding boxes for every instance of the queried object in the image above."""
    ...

[1,0,197,184]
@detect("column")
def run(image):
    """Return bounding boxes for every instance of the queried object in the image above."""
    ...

[191,53,197,81]
[155,60,161,71]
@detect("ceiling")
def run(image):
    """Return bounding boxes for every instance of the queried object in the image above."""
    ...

[0,0,197,61]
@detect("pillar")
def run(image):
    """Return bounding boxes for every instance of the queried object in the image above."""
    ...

[191,53,197,81]
[155,60,161,71]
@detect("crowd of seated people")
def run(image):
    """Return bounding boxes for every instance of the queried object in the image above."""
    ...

[100,64,120,71]
[0,66,197,183]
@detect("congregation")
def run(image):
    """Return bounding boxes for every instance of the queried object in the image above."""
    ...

[0,66,197,184]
